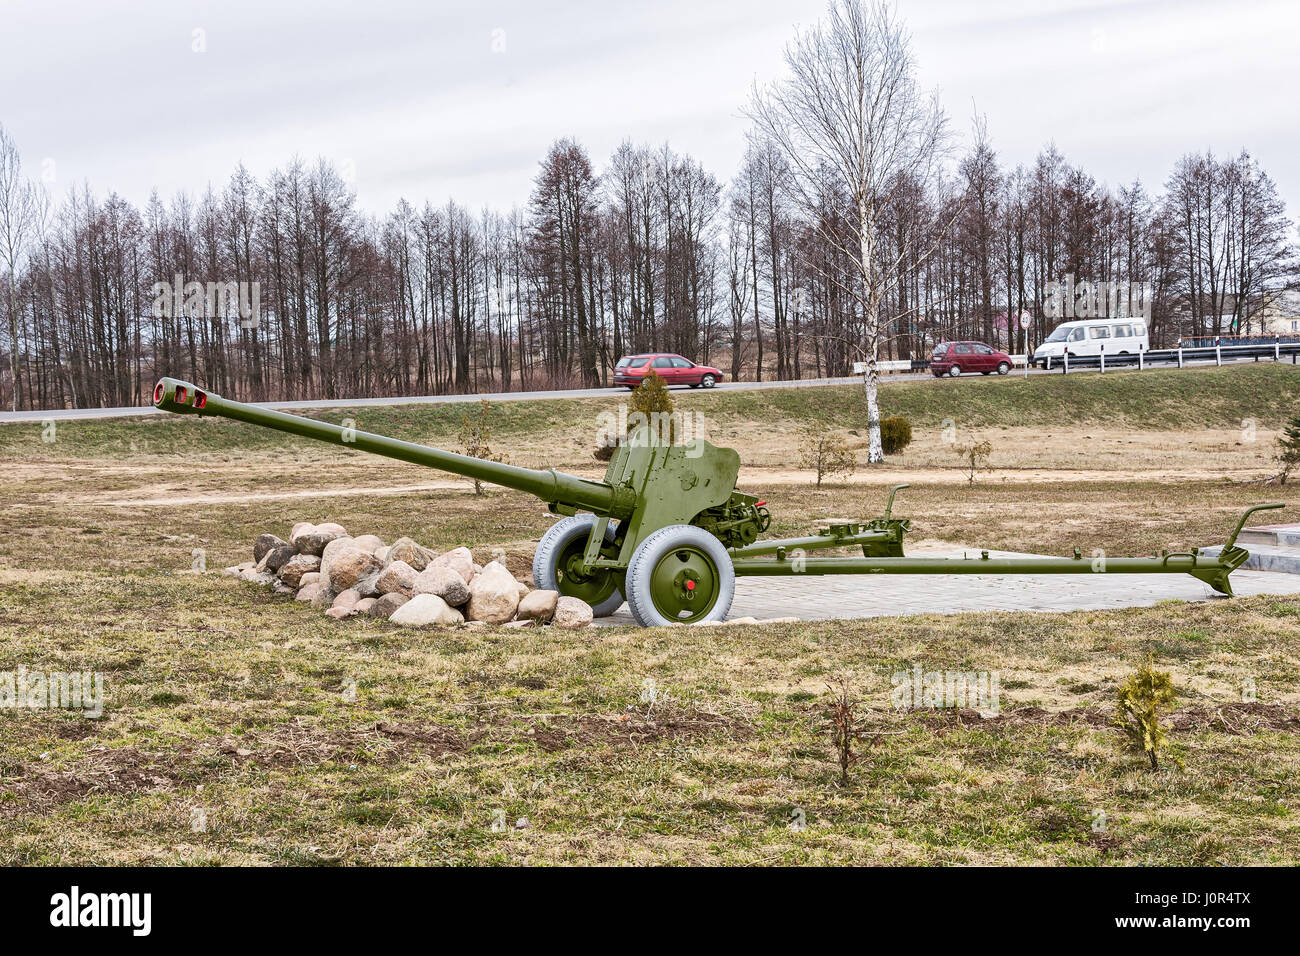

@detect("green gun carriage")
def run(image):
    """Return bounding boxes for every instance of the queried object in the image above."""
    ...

[153,377,1283,627]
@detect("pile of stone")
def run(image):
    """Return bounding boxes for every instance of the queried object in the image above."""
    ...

[222,521,594,629]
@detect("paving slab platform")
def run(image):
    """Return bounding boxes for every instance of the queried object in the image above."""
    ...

[596,544,1300,626]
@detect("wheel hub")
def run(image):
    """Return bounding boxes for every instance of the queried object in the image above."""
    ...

[650,548,720,622]
[555,538,621,606]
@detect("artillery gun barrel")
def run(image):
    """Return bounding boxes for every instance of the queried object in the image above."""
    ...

[152,377,630,518]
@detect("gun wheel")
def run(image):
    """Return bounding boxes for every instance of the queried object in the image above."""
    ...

[532,515,625,616]
[625,525,734,627]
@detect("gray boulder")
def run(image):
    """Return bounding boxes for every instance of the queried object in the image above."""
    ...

[327,547,382,592]
[277,554,321,588]
[264,544,297,572]
[319,536,356,580]
[239,568,277,586]
[516,589,559,623]
[375,560,417,597]
[254,533,289,563]
[367,592,409,618]
[465,561,521,624]
[389,593,464,627]
[291,523,348,557]
[387,537,438,571]
[552,596,594,629]
[352,534,385,554]
[428,546,474,584]
[332,588,362,611]
[412,564,471,607]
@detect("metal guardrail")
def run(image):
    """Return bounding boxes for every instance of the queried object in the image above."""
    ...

[1041,339,1300,372]
[865,336,1300,375]
[1179,335,1300,349]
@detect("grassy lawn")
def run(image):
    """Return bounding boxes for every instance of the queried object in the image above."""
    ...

[1,362,1298,865]
[3,362,1298,465]
[2,562,1297,864]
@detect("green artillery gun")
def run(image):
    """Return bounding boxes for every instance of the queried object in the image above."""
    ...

[152,377,1283,626]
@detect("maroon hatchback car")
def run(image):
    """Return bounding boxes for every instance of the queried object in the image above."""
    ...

[614,353,724,389]
[930,341,1013,377]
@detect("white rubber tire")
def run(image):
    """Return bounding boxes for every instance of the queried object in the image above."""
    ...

[532,515,625,617]
[624,524,735,627]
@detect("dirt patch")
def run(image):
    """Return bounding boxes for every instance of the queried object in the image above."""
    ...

[914,702,1300,735]
[456,670,551,691]
[7,719,476,813]
[5,710,738,814]
[15,746,183,803]
[374,721,476,756]
[1168,702,1300,735]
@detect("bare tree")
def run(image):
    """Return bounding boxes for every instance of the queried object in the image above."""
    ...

[749,0,948,461]
[0,124,39,411]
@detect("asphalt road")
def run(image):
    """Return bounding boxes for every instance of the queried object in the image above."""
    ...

[0,374,873,423]
[0,355,1275,424]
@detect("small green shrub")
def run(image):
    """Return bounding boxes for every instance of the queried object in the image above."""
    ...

[1113,656,1182,770]
[1275,412,1300,483]
[595,369,676,460]
[879,416,913,455]
[631,368,675,424]
[459,399,502,495]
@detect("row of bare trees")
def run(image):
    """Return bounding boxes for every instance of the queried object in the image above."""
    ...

[0,127,736,410]
[734,131,1296,373]
[0,4,1293,413]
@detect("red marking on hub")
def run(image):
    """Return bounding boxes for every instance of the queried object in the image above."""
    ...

[685,580,696,590]
[153,381,165,404]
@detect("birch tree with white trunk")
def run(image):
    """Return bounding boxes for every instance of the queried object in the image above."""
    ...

[748,0,948,461]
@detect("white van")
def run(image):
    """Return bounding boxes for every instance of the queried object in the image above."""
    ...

[1032,317,1149,368]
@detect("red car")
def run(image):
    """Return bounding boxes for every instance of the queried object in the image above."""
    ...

[614,353,723,389]
[930,341,1013,377]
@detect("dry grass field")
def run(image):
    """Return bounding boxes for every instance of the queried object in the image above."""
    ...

[1,363,1298,864]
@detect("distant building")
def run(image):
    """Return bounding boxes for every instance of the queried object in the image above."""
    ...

[1257,290,1300,336]
[1172,289,1300,339]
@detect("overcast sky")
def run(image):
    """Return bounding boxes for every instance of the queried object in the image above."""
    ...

[2,0,1297,220]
